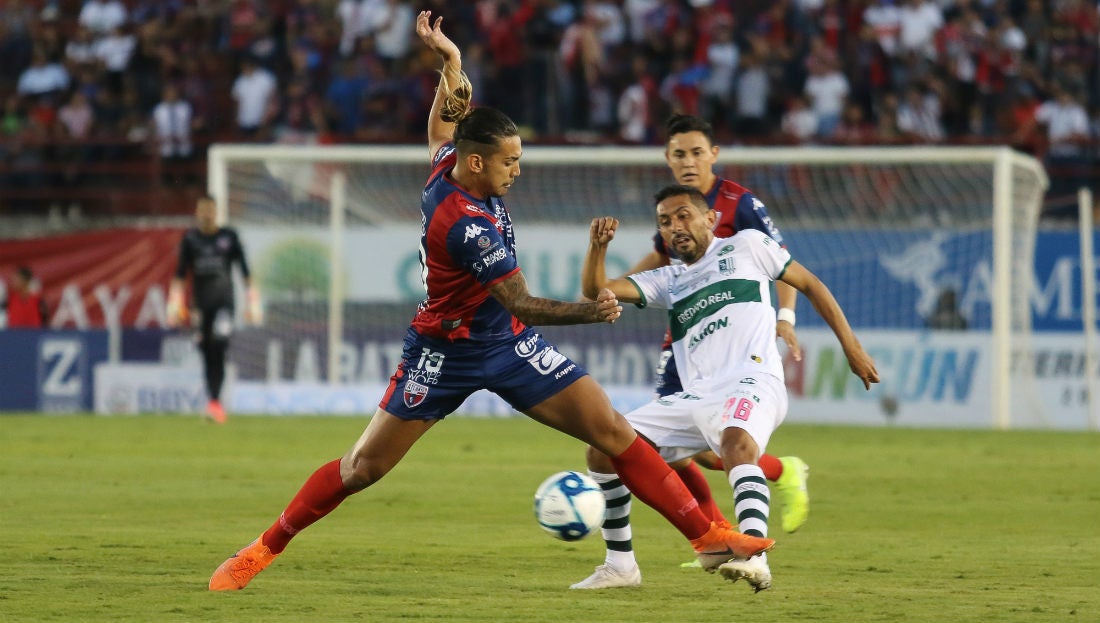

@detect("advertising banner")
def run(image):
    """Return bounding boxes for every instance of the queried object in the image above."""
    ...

[93,362,234,414]
[2,226,1095,331]
[0,330,107,411]
[239,225,1098,332]
[1,228,182,329]
[222,326,1094,429]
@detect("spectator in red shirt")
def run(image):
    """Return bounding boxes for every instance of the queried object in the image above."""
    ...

[3,266,48,329]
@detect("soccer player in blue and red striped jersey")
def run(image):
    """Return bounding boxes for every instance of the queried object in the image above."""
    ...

[208,12,773,592]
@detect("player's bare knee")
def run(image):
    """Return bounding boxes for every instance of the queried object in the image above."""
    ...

[719,427,759,467]
[592,412,640,456]
[585,445,615,473]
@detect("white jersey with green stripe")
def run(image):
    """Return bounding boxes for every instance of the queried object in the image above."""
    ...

[627,229,792,392]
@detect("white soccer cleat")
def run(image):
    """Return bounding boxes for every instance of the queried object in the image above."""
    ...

[718,555,772,593]
[569,563,642,590]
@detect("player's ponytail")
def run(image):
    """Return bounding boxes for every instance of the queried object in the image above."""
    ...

[438,69,473,124]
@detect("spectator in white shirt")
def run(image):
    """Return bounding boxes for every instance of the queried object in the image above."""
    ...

[617,57,652,143]
[897,0,942,60]
[231,57,277,137]
[586,0,627,50]
[781,94,819,143]
[699,16,739,132]
[57,90,96,189]
[58,90,95,140]
[803,55,849,138]
[336,0,379,57]
[896,85,945,143]
[1022,83,1092,200]
[93,24,136,93]
[862,0,902,57]
[65,26,98,71]
[153,83,194,159]
[16,49,70,98]
[733,50,770,139]
[1032,84,1091,158]
[78,0,128,37]
[623,0,660,44]
[367,0,415,70]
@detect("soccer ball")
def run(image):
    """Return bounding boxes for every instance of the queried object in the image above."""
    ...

[533,470,606,541]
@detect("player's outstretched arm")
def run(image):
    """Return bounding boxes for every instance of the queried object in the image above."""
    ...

[416,10,468,158]
[780,260,879,389]
[774,279,801,361]
[488,271,622,326]
[582,217,644,304]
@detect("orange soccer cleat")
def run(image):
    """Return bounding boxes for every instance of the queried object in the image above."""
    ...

[209,538,279,591]
[205,400,227,424]
[690,522,775,571]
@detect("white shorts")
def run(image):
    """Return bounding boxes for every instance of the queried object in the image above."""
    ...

[625,374,788,463]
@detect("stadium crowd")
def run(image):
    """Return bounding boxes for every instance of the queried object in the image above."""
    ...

[0,0,1097,213]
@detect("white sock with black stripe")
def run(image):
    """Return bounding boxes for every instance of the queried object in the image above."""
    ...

[588,471,637,571]
[729,463,770,540]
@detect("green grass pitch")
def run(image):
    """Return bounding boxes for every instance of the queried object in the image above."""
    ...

[1,414,1098,622]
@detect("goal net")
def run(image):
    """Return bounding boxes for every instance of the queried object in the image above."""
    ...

[208,144,1053,428]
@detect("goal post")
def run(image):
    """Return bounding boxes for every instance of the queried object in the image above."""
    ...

[208,143,1056,428]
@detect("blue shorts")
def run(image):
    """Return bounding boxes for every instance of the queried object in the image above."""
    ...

[654,345,683,398]
[379,327,589,420]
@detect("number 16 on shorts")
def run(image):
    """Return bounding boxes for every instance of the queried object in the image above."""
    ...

[721,394,757,424]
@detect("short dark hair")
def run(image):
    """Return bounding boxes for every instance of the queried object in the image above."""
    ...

[654,184,710,212]
[16,266,33,282]
[454,107,519,158]
[665,114,716,146]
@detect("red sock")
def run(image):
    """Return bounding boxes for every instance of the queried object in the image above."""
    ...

[676,462,730,526]
[261,459,352,554]
[759,453,783,481]
[610,437,711,540]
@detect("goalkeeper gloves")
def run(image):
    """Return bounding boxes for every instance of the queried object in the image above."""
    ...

[245,286,263,326]
[166,282,187,328]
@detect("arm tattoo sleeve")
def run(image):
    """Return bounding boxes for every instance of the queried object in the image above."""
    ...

[488,272,599,326]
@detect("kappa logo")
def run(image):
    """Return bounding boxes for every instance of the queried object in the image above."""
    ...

[403,379,430,408]
[464,223,488,242]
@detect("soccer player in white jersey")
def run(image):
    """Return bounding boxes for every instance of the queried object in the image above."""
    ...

[577,184,879,592]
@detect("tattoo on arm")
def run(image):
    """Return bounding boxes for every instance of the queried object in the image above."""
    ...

[489,273,598,326]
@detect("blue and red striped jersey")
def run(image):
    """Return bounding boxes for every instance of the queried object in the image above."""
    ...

[410,143,525,341]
